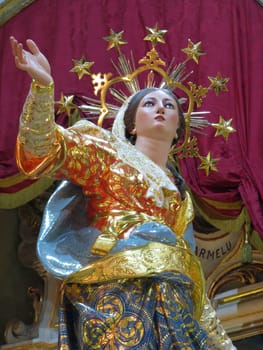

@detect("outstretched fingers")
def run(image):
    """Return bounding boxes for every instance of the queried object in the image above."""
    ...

[10,36,20,58]
[10,37,27,68]
[26,39,40,55]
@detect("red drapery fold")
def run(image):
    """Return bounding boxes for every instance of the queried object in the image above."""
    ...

[0,0,262,236]
[179,0,263,235]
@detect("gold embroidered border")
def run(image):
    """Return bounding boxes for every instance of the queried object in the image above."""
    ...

[65,241,205,319]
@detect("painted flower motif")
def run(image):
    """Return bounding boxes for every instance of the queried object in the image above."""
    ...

[83,295,144,349]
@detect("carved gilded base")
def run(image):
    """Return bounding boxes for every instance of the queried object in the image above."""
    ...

[206,246,263,341]
[2,275,60,349]
[213,281,263,341]
[195,222,263,342]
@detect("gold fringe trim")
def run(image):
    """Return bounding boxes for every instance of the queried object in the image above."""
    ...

[0,0,36,26]
[0,177,54,209]
[0,172,27,187]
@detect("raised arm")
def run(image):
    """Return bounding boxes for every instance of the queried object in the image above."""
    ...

[11,37,65,178]
[11,37,114,183]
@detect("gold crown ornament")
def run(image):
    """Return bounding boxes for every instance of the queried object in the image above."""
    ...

[56,24,235,176]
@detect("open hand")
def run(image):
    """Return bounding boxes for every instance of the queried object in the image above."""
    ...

[10,36,53,86]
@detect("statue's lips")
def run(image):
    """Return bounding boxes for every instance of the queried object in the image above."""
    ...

[154,115,165,121]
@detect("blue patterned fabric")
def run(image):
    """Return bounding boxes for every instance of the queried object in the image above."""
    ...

[59,273,212,350]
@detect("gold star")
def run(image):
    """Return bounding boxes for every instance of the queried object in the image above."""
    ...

[103,29,127,53]
[212,116,236,140]
[56,93,77,117]
[70,56,94,79]
[198,152,219,176]
[144,24,167,47]
[182,39,206,64]
[208,72,229,96]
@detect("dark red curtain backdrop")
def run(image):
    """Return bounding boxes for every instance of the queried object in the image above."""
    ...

[0,0,262,236]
